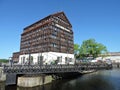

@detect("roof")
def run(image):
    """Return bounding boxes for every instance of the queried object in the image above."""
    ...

[23,11,72,30]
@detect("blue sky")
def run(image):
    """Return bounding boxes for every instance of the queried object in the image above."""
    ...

[0,0,120,59]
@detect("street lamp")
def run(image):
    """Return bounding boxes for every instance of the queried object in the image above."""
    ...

[38,48,43,65]
[9,57,13,66]
[28,41,31,65]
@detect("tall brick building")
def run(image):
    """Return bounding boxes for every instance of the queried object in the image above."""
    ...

[19,12,74,64]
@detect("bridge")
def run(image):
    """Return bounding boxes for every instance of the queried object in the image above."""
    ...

[3,63,112,86]
[3,63,112,74]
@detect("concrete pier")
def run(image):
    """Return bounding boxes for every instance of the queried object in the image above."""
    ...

[0,67,6,82]
[17,75,53,87]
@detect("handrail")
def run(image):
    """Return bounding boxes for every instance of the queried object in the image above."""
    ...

[3,63,112,74]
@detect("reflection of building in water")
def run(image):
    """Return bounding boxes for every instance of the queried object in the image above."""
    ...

[0,82,5,90]
[17,83,52,90]
[13,12,75,65]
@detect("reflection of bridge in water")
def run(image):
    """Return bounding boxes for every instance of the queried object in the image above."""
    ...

[3,63,112,86]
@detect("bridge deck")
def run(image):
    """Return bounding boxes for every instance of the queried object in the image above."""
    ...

[3,64,111,74]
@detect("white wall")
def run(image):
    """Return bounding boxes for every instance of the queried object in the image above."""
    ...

[105,56,120,63]
[19,52,75,65]
[96,56,120,63]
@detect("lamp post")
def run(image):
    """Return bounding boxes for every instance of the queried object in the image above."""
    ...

[9,57,13,67]
[38,48,43,65]
[40,48,43,65]
[28,41,31,65]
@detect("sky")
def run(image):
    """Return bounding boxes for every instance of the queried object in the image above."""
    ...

[0,0,120,59]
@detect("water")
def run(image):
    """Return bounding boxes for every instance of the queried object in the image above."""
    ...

[1,69,120,90]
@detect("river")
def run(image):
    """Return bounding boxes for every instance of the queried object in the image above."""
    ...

[1,69,120,90]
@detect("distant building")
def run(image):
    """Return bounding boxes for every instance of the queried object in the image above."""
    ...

[12,52,20,63]
[97,52,120,63]
[19,12,74,65]
[105,52,120,63]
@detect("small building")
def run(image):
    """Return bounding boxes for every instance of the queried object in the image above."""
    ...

[96,52,120,63]
[19,12,74,65]
[105,52,120,63]
[12,52,20,63]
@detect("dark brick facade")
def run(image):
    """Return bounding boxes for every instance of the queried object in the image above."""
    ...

[12,52,20,63]
[20,12,74,55]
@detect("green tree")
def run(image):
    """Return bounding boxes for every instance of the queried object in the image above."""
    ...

[0,59,9,63]
[74,44,80,59]
[79,39,107,59]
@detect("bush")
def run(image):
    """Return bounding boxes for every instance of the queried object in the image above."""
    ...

[0,59,9,63]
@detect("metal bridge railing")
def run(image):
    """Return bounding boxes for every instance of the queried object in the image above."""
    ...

[3,63,111,74]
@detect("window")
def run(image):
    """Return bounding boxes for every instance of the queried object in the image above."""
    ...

[57,56,62,63]
[37,56,44,65]
[51,34,57,39]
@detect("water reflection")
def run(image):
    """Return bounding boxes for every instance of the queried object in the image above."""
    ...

[0,82,5,90]
[65,73,115,90]
[3,69,120,90]
[49,73,114,90]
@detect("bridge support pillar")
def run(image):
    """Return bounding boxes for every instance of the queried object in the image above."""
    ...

[6,74,17,85]
[0,67,6,82]
[17,75,53,87]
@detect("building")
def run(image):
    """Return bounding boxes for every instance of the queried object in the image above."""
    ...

[104,52,120,63]
[12,52,20,63]
[19,12,74,65]
[96,52,120,63]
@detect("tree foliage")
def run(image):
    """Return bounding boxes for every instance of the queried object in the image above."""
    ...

[0,59,9,63]
[74,44,80,58]
[74,44,80,55]
[74,39,107,59]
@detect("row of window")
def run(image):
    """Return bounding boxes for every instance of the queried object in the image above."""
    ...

[20,55,73,65]
[21,33,73,49]
[21,42,73,51]
[21,44,73,54]
[22,26,50,42]
[50,25,73,38]
[24,17,51,31]
[21,37,73,49]
[52,16,70,28]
